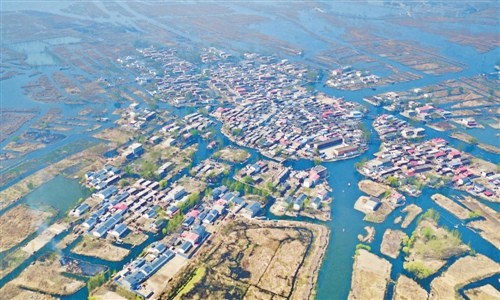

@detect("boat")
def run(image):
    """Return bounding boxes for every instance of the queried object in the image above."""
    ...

[207,141,218,150]
[347,182,351,186]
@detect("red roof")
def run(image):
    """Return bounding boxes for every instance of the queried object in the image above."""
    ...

[483,190,493,196]
[215,199,227,206]
[185,232,199,243]
[187,210,201,218]
[114,203,128,211]
[434,151,446,158]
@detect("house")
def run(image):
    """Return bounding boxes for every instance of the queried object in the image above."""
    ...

[184,232,200,245]
[93,213,123,238]
[293,194,308,211]
[182,216,195,228]
[122,271,146,290]
[178,241,192,254]
[167,205,179,216]
[313,137,343,150]
[310,197,322,210]
[333,145,358,156]
[364,197,381,211]
[168,186,187,201]
[390,192,405,206]
[96,186,118,200]
[83,217,97,230]
[110,223,129,238]
[203,210,219,224]
[192,225,207,238]
[242,201,261,218]
[71,203,90,217]
[129,143,144,155]
[149,242,167,255]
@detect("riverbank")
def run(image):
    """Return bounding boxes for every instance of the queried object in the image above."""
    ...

[401,204,422,228]
[11,254,85,296]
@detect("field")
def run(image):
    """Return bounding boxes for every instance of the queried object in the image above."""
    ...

[393,275,428,300]
[11,254,85,296]
[430,255,500,300]
[431,194,471,220]
[71,236,130,262]
[464,284,500,300]
[358,180,388,198]
[160,218,329,300]
[0,205,54,252]
[348,249,392,300]
[0,283,58,300]
[380,229,407,259]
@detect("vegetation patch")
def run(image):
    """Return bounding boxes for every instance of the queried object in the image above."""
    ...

[402,209,469,279]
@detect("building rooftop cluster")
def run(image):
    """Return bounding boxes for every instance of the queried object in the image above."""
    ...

[373,114,426,141]
[214,94,367,161]
[124,47,220,107]
[326,66,379,90]
[113,183,262,296]
[121,47,368,162]
[120,102,158,131]
[360,137,499,200]
[82,176,193,238]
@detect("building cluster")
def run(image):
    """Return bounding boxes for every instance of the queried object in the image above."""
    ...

[373,114,426,141]
[280,165,331,212]
[113,184,262,296]
[125,47,216,107]
[214,94,366,161]
[326,66,379,90]
[120,47,368,161]
[360,137,499,200]
[120,102,158,131]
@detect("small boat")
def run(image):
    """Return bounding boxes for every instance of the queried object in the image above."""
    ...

[207,141,217,150]
[348,182,351,186]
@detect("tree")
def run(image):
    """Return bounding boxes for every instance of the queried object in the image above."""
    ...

[313,158,322,165]
[159,179,168,189]
[140,160,158,180]
[243,175,253,184]
[123,165,134,176]
[87,272,106,292]
[386,175,400,188]
[232,128,243,136]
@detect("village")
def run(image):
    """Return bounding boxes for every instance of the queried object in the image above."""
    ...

[358,135,499,202]
[125,46,369,163]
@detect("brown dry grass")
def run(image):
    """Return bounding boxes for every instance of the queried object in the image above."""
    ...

[0,205,53,252]
[72,236,129,261]
[348,249,392,300]
[12,255,84,295]
[430,255,500,300]
[393,275,428,300]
